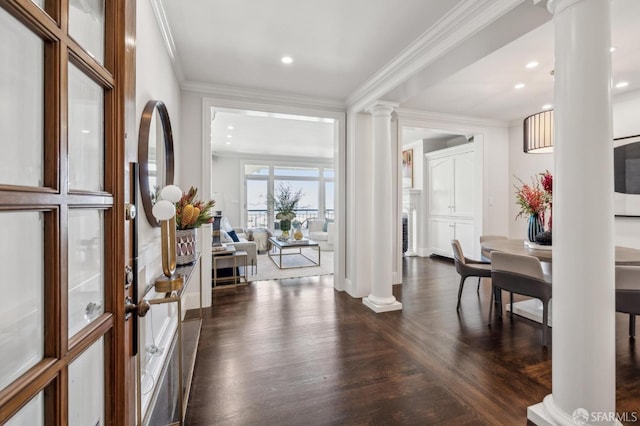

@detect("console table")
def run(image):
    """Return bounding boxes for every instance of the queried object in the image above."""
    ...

[212,246,248,289]
[138,254,202,426]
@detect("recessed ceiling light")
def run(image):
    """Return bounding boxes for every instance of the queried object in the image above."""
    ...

[526,61,539,69]
[542,104,553,110]
[610,46,617,53]
[225,141,232,145]
[514,83,525,89]
[227,125,234,130]
[226,134,232,138]
[281,56,293,64]
[616,81,629,89]
[81,130,91,134]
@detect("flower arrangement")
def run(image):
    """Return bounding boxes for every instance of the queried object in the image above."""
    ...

[268,183,303,232]
[514,175,551,219]
[540,170,553,229]
[175,186,215,230]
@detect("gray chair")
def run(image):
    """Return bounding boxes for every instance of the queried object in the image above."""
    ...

[451,240,492,311]
[490,251,552,346]
[615,265,640,339]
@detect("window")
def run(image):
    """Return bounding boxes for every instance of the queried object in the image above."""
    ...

[244,164,333,229]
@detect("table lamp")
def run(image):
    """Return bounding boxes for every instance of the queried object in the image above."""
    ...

[152,185,184,292]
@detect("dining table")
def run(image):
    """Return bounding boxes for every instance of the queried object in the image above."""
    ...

[479,239,640,324]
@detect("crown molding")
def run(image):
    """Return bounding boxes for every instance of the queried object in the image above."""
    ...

[150,0,185,83]
[346,0,525,112]
[397,107,509,129]
[183,80,345,112]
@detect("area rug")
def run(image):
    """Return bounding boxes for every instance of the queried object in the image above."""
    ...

[249,249,334,282]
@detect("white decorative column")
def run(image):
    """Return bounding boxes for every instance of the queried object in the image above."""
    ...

[528,1,615,425]
[363,102,403,313]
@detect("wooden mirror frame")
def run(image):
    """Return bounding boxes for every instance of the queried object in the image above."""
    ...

[138,100,175,227]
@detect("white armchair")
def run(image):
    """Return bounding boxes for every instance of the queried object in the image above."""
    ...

[307,219,334,249]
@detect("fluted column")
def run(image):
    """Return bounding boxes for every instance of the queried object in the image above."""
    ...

[363,102,402,313]
[528,0,615,424]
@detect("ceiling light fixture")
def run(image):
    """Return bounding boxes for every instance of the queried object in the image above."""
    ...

[514,83,525,89]
[610,46,616,53]
[281,56,293,64]
[227,125,234,130]
[542,104,553,110]
[526,61,539,69]
[616,81,629,89]
[225,141,231,145]
[226,134,232,138]
[524,110,554,153]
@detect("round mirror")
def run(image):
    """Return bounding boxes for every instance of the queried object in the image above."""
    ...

[138,100,175,227]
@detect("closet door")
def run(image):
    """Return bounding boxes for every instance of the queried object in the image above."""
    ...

[428,156,453,216]
[452,150,474,218]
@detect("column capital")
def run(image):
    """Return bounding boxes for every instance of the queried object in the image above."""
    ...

[365,101,399,117]
[546,0,584,16]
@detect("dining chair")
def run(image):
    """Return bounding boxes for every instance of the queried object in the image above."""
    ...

[490,251,552,346]
[451,240,492,311]
[479,235,508,262]
[615,265,640,339]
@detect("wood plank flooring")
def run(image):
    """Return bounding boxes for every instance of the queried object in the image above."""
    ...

[184,256,640,425]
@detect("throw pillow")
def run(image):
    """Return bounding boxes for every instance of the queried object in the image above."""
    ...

[220,216,233,232]
[220,230,232,243]
[227,229,240,242]
[323,218,334,232]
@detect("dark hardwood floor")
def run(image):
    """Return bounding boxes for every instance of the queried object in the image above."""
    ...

[184,256,640,425]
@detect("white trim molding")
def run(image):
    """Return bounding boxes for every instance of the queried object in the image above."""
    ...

[184,80,345,112]
[346,0,526,112]
[150,0,185,83]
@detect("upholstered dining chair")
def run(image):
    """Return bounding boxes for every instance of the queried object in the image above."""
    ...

[451,240,492,311]
[615,265,640,339]
[479,235,508,262]
[490,252,552,346]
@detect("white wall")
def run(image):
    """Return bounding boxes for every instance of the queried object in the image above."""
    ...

[507,92,640,247]
[134,1,191,418]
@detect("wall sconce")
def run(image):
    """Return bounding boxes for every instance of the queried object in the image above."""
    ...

[152,185,184,292]
[524,109,554,153]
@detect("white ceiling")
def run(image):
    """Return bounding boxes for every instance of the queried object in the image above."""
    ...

[162,0,463,101]
[402,0,640,122]
[159,0,640,154]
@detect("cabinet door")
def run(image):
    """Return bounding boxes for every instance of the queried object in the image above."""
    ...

[454,220,476,258]
[429,218,453,257]
[428,157,453,216]
[453,151,474,217]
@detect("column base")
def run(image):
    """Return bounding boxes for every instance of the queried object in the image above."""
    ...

[528,395,622,426]
[363,297,402,313]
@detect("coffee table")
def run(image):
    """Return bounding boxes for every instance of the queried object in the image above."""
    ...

[268,237,320,269]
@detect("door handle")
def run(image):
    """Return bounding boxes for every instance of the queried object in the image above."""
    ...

[125,296,150,320]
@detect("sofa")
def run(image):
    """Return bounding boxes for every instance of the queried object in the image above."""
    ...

[215,223,258,274]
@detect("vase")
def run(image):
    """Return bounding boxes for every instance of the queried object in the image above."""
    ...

[279,218,291,239]
[176,228,197,265]
[527,213,544,243]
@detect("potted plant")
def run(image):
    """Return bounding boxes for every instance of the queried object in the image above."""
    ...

[175,186,215,265]
[268,183,303,240]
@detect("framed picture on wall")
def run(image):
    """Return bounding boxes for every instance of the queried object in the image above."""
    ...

[402,149,413,188]
[614,134,640,216]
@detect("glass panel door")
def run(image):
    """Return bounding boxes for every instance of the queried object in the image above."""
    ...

[0,0,127,424]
